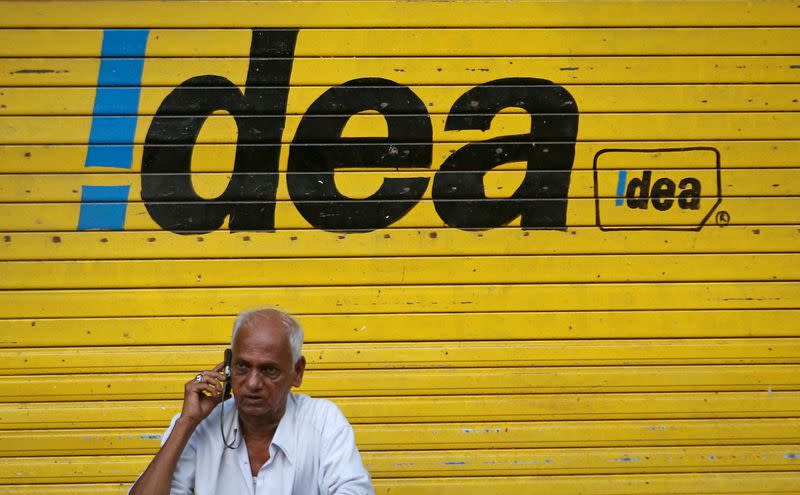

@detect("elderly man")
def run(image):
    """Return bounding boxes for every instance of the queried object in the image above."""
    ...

[129,308,374,494]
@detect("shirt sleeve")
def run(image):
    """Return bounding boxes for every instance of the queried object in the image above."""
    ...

[161,413,197,495]
[126,413,197,495]
[318,404,375,495]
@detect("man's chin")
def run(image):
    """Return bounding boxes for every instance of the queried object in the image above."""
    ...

[236,398,275,418]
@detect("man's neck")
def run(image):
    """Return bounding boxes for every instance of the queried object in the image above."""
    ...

[239,413,281,441]
[238,412,281,476]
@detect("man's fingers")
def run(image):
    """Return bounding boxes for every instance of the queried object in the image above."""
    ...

[185,379,204,393]
[195,371,225,388]
[212,361,225,372]
[208,389,224,404]
[207,371,225,382]
[186,379,220,396]
[195,382,220,397]
[203,383,221,396]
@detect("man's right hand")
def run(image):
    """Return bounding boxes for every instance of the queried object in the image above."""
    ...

[129,361,227,495]
[180,361,226,426]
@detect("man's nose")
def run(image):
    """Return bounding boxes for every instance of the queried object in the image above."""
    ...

[245,370,263,389]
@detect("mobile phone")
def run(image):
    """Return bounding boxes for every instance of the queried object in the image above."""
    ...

[220,348,239,448]
[222,348,232,400]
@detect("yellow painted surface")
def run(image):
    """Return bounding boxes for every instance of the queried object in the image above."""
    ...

[3,227,799,261]
[4,475,800,495]
[3,85,800,116]
[3,445,800,483]
[2,254,799,289]
[1,141,798,173]
[4,1,800,28]
[1,1,798,493]
[3,169,798,203]
[3,365,800,402]
[2,392,798,429]
[2,57,799,86]
[5,418,800,455]
[4,310,799,347]
[1,283,798,318]
[5,339,800,374]
[3,113,798,143]
[1,197,798,231]
[3,28,800,57]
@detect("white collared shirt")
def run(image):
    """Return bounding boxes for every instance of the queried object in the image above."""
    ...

[155,393,374,495]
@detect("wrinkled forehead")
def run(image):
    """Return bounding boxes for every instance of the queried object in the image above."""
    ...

[233,313,292,357]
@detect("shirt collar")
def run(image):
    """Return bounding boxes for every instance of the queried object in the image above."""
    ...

[269,392,297,465]
[228,393,297,464]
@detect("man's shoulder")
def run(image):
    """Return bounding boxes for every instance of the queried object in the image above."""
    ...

[290,393,347,425]
[288,393,353,441]
[290,392,337,410]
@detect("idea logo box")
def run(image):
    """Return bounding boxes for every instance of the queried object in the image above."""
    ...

[593,148,722,231]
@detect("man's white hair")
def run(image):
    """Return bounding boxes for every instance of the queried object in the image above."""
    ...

[231,307,304,364]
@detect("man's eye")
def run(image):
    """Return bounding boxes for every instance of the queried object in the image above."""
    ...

[235,363,247,372]
[261,367,279,377]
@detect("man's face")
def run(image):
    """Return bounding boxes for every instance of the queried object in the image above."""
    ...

[231,314,305,423]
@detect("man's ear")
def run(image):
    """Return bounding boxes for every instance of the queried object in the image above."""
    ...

[291,356,306,388]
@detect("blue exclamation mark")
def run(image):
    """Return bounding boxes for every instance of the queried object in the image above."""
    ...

[615,170,628,207]
[77,29,149,230]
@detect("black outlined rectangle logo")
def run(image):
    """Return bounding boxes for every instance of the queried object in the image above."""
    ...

[593,147,722,232]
